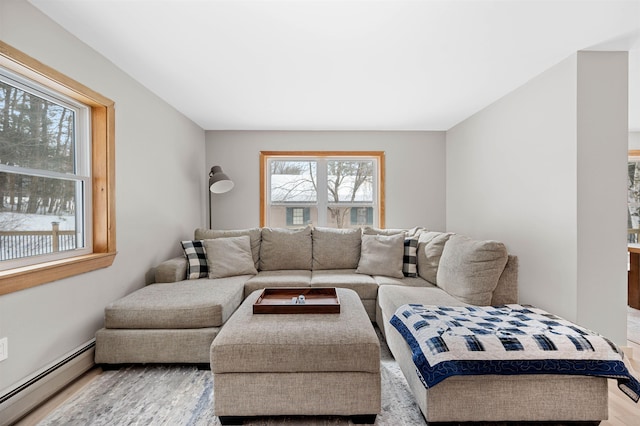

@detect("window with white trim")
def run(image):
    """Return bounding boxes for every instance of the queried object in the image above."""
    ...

[261,152,385,229]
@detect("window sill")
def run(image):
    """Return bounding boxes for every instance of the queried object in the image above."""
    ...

[0,252,117,296]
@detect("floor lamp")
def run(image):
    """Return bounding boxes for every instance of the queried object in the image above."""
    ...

[209,165,234,228]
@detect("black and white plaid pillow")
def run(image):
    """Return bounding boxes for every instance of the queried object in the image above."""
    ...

[403,237,418,277]
[181,240,208,279]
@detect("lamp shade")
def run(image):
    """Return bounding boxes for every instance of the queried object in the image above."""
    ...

[209,165,234,194]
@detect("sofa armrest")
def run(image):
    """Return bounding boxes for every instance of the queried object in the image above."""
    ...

[155,256,188,283]
[491,255,518,305]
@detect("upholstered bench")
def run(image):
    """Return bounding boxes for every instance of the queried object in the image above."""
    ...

[210,288,381,424]
[95,277,249,365]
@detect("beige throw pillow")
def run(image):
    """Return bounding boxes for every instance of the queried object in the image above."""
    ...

[436,235,508,305]
[356,233,404,278]
[203,236,258,279]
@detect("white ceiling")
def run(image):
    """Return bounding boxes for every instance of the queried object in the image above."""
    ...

[29,0,640,131]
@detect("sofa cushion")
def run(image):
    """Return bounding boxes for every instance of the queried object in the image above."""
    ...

[180,240,208,279]
[310,269,378,299]
[260,226,312,270]
[417,231,453,284]
[244,270,312,298]
[374,275,432,288]
[104,277,248,329]
[436,235,508,305]
[356,233,404,278]
[377,284,466,322]
[312,227,361,270]
[195,227,262,269]
[203,236,257,279]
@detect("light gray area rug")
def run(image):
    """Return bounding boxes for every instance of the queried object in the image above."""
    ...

[629,306,640,345]
[38,328,426,426]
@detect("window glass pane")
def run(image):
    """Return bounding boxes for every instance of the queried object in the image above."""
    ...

[262,153,382,229]
[292,207,304,225]
[350,207,373,226]
[327,206,353,229]
[0,172,83,261]
[270,160,317,203]
[327,160,373,203]
[0,80,76,174]
[272,205,316,228]
[629,161,640,243]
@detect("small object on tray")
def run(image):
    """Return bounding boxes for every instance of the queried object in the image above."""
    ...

[253,288,340,314]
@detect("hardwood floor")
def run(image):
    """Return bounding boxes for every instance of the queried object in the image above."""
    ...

[14,367,103,426]
[601,340,640,426]
[14,338,640,425]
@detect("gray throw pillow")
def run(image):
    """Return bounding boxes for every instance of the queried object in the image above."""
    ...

[355,233,404,278]
[203,236,258,279]
[436,235,508,305]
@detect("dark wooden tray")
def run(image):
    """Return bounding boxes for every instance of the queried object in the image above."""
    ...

[253,287,340,314]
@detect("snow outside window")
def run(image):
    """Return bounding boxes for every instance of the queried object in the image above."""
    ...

[0,67,92,269]
[263,152,383,229]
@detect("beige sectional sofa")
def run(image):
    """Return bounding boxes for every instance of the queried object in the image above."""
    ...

[94,225,609,424]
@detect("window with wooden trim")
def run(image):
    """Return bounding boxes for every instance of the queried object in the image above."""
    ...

[0,41,116,295]
[261,151,385,229]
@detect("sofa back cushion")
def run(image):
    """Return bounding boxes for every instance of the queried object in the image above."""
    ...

[436,234,508,305]
[312,227,361,270]
[417,231,453,284]
[195,227,262,269]
[260,226,313,270]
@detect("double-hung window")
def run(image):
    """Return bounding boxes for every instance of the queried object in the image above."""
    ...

[0,41,115,295]
[261,151,385,229]
[0,67,92,266]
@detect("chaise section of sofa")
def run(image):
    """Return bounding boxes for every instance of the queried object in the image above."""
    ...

[95,276,247,365]
[376,234,608,424]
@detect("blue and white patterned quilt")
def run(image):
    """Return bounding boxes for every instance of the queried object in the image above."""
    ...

[390,304,640,402]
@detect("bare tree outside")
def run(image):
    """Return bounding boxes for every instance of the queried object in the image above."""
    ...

[269,158,374,228]
[327,160,373,228]
[270,161,317,203]
[0,78,80,260]
[629,161,640,242]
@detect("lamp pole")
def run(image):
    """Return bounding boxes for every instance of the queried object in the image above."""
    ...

[208,165,234,229]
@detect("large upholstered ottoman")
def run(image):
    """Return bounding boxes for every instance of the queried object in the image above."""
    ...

[210,288,381,425]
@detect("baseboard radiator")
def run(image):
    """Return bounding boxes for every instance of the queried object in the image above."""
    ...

[0,339,96,425]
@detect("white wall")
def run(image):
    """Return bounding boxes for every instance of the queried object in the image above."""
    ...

[0,1,205,391]
[447,52,628,343]
[205,131,446,231]
[576,51,628,336]
[630,132,640,150]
